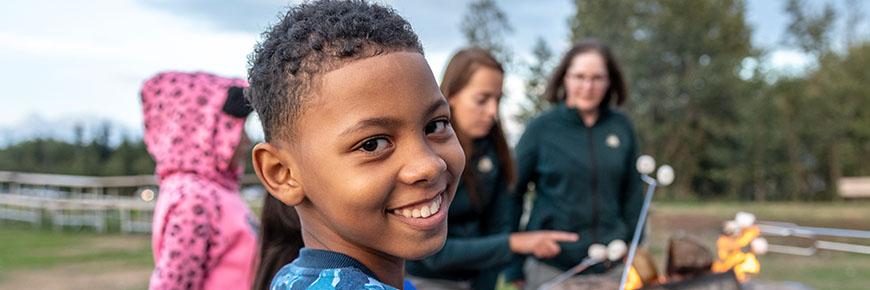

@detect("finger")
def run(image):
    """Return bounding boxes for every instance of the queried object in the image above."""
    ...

[547,241,563,256]
[535,241,561,259]
[532,248,549,259]
[547,231,579,242]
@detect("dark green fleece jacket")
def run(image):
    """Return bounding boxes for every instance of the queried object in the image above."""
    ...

[406,137,515,290]
[511,103,644,275]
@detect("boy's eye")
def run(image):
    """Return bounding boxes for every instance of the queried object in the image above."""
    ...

[425,120,449,135]
[358,138,391,153]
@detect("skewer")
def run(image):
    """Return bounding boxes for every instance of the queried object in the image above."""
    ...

[538,240,627,290]
[756,222,870,255]
[618,156,673,290]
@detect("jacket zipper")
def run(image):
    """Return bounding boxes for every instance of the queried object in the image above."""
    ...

[587,127,599,243]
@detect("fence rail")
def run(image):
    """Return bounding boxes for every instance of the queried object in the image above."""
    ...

[0,171,264,233]
[0,193,155,233]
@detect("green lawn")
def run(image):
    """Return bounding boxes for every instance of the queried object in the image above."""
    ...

[1,201,868,290]
[0,223,153,290]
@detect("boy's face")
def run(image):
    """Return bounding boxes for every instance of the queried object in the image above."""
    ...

[288,51,464,260]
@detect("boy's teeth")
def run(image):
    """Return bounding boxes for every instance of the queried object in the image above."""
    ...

[394,195,443,219]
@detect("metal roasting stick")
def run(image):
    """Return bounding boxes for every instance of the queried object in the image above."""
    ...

[617,174,657,290]
[538,240,627,290]
[757,222,870,255]
[617,156,673,290]
[758,222,870,239]
[538,258,600,290]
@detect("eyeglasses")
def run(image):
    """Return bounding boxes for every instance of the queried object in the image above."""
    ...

[566,74,608,86]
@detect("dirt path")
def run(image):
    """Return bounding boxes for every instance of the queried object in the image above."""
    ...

[0,260,151,290]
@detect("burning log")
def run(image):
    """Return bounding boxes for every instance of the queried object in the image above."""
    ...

[667,236,714,281]
[633,248,660,286]
[636,235,739,290]
[639,270,740,290]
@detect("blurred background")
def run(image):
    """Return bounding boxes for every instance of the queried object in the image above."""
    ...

[0,0,868,289]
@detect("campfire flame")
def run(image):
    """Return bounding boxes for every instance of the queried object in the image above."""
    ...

[712,225,761,281]
[624,266,643,290]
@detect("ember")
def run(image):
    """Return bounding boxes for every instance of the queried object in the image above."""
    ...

[624,266,642,290]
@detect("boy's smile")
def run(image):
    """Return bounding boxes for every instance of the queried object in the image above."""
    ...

[387,188,447,229]
[271,51,464,276]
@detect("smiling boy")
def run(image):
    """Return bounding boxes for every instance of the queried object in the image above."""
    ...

[246,1,465,289]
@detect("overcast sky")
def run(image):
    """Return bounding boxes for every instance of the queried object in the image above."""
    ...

[0,0,863,145]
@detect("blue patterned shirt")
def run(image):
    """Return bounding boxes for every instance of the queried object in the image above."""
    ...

[270,248,400,290]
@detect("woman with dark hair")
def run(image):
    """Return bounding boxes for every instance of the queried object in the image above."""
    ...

[406,47,577,290]
[510,39,644,289]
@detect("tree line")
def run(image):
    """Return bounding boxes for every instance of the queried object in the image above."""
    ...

[0,122,155,176]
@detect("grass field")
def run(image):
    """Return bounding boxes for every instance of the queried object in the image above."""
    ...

[0,225,153,290]
[1,201,868,290]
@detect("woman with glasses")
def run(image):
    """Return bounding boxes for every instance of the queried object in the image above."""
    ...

[507,39,644,290]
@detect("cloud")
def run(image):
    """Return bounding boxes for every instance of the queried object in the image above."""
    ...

[0,0,258,132]
[138,0,299,33]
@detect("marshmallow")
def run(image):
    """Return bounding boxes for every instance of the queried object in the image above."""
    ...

[607,239,628,261]
[636,155,656,174]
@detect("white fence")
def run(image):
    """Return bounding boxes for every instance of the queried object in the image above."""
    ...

[0,192,156,233]
[0,171,264,233]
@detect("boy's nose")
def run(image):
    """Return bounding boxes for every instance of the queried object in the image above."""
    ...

[398,143,447,186]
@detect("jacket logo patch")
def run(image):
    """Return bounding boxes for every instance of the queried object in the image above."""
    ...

[477,156,494,173]
[606,134,620,148]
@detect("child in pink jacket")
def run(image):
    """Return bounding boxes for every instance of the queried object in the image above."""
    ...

[141,71,259,290]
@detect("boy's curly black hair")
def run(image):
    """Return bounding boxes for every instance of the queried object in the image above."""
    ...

[246,0,423,141]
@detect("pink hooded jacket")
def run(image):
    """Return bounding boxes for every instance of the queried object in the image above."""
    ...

[141,71,259,290]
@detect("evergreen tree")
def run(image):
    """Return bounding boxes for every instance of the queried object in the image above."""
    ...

[460,0,514,67]
[515,37,554,124]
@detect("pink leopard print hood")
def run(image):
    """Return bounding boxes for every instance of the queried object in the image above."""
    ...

[142,72,259,290]
[141,71,248,190]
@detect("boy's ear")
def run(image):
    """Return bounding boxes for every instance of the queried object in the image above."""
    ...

[251,142,305,206]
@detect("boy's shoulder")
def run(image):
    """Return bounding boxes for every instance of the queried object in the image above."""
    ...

[270,249,399,290]
[270,264,395,290]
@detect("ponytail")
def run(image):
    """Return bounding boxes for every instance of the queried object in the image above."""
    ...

[252,194,303,290]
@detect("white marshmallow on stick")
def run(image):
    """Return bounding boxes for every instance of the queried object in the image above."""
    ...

[588,243,607,261]
[607,239,628,261]
[636,155,656,174]
[751,237,768,255]
[735,212,756,228]
[657,165,675,186]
